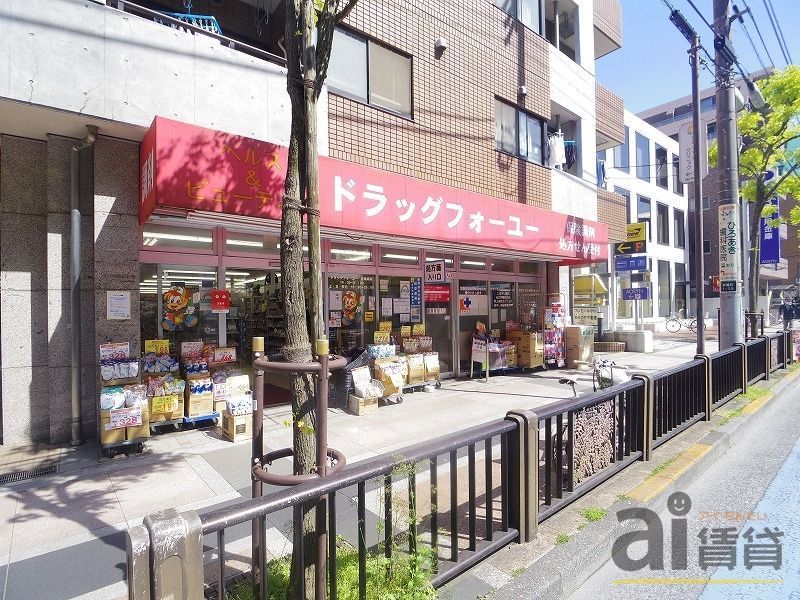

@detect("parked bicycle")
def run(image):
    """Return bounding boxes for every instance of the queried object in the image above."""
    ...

[665,308,699,333]
[559,359,630,397]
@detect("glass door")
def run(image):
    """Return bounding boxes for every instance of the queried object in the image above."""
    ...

[328,274,376,356]
[424,282,454,377]
[457,279,489,373]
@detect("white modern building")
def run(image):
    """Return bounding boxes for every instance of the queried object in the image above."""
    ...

[598,110,690,327]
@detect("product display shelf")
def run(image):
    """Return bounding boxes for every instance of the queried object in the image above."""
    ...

[100,363,146,458]
[182,371,219,427]
[143,373,184,434]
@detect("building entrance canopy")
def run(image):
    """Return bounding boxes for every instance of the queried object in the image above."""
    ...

[140,117,608,261]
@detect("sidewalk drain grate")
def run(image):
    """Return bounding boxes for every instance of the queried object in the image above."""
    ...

[0,465,58,484]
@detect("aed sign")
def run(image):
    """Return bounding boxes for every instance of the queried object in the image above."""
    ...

[718,203,741,282]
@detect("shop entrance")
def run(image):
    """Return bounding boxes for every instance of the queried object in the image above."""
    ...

[424,282,454,377]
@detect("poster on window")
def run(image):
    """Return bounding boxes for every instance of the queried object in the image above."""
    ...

[329,290,343,311]
[400,280,411,298]
[162,285,199,332]
[341,290,363,325]
[393,298,411,315]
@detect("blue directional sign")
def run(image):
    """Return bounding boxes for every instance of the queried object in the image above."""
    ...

[615,256,649,272]
[622,287,650,301]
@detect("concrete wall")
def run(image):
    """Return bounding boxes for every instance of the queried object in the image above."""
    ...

[0,0,326,152]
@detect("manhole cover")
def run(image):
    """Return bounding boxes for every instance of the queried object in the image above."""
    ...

[0,464,58,484]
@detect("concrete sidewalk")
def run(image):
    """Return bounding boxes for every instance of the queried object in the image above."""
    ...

[0,338,710,599]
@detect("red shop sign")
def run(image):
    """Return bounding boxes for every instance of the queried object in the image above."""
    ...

[140,117,608,261]
[211,289,231,313]
[424,284,451,303]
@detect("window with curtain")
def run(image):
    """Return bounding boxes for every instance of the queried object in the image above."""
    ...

[674,209,686,248]
[328,28,412,117]
[495,99,544,165]
[655,145,668,188]
[656,203,669,245]
[637,195,651,240]
[614,126,630,172]
[636,132,650,181]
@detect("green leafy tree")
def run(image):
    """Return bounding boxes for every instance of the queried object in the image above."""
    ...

[712,66,800,335]
[280,1,357,598]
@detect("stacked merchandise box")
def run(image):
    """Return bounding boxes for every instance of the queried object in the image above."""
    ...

[347,366,382,416]
[181,342,215,419]
[565,325,595,368]
[507,331,544,369]
[142,343,184,428]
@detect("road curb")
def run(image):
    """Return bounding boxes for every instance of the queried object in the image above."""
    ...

[490,365,800,600]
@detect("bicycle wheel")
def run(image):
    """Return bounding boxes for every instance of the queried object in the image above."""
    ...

[666,318,681,333]
[689,319,697,333]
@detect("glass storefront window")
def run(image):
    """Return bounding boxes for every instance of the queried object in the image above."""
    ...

[139,264,219,352]
[425,252,455,269]
[328,274,376,355]
[142,223,213,250]
[491,258,514,273]
[228,270,283,359]
[490,282,515,336]
[519,261,541,275]
[378,276,422,334]
[517,282,543,330]
[380,248,420,266]
[460,255,487,270]
[329,242,373,263]
[225,231,290,256]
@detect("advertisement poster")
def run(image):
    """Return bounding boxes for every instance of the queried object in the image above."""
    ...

[411,306,421,323]
[760,197,780,265]
[329,290,343,311]
[381,297,393,317]
[491,286,513,309]
[410,278,422,306]
[400,280,411,298]
[144,339,170,354]
[163,285,198,331]
[328,311,342,328]
[99,342,130,361]
[393,298,411,314]
[107,291,131,320]
[341,290,363,325]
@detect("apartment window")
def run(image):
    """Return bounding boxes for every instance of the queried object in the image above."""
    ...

[656,203,669,245]
[658,260,671,317]
[638,195,651,241]
[674,209,686,248]
[703,240,711,254]
[706,122,717,140]
[655,145,669,189]
[614,126,630,172]
[700,96,716,111]
[493,0,542,34]
[615,187,631,223]
[702,196,710,210]
[636,132,650,181]
[672,155,684,195]
[495,99,545,165]
[328,29,412,117]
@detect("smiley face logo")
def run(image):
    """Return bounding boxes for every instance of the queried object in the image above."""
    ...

[667,491,691,516]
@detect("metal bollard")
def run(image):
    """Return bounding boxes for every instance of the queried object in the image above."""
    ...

[126,525,152,600]
[142,509,205,600]
[505,409,539,542]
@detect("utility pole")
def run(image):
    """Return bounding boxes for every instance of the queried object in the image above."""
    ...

[668,8,705,355]
[714,0,744,348]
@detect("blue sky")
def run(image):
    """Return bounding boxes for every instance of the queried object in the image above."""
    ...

[596,0,800,114]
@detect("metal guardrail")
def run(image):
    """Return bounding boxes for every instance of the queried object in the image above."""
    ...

[127,334,796,599]
[536,380,646,522]
[745,337,768,385]
[710,345,744,408]
[650,359,707,449]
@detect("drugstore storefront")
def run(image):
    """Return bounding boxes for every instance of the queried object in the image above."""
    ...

[139,117,609,380]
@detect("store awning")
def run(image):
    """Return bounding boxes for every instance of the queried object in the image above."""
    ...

[573,274,608,295]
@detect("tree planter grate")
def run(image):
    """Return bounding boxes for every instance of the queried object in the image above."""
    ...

[0,464,57,484]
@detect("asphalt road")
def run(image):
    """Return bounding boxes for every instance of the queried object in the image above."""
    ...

[569,379,800,600]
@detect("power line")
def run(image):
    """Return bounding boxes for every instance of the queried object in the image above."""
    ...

[761,0,790,65]
[741,0,776,69]
[765,0,793,63]
[736,16,768,73]
[684,0,715,33]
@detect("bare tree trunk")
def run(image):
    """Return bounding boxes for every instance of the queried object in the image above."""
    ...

[284,1,317,598]
[748,187,767,339]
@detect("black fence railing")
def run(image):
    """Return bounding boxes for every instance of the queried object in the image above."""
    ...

[745,338,768,385]
[536,380,645,521]
[650,359,707,449]
[127,332,795,599]
[710,346,744,408]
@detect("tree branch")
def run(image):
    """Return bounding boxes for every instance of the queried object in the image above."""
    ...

[765,161,800,198]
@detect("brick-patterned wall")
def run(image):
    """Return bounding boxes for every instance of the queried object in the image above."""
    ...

[597,187,627,242]
[596,83,625,146]
[330,0,553,208]
[594,0,622,48]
